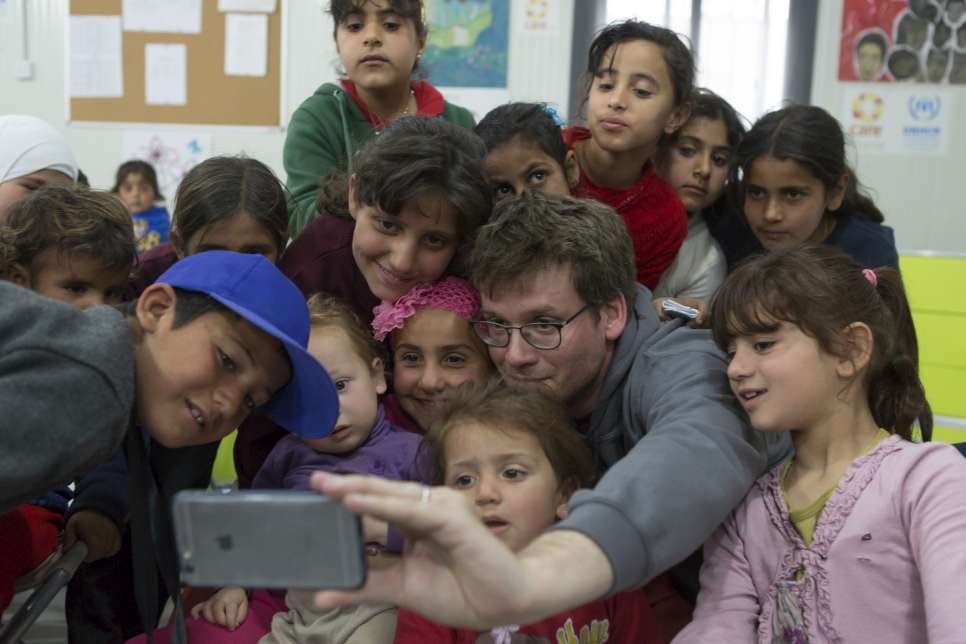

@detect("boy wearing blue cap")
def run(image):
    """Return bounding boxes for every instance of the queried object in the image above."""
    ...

[0,251,339,642]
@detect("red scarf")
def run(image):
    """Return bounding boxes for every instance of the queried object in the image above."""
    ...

[564,127,687,291]
[339,80,445,128]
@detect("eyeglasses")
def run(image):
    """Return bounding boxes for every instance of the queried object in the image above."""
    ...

[471,303,594,351]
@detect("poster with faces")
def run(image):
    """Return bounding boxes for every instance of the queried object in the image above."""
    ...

[840,0,966,84]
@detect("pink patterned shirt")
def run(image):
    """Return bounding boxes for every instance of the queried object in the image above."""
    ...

[674,436,966,644]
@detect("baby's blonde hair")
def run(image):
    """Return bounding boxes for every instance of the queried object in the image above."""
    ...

[306,293,385,365]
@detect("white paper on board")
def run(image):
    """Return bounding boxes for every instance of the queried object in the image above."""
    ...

[145,43,187,105]
[224,13,268,77]
[123,0,201,34]
[69,16,124,98]
[218,0,277,12]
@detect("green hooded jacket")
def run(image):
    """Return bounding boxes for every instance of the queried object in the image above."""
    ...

[283,82,476,238]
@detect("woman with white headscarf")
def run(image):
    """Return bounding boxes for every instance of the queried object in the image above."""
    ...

[0,115,78,222]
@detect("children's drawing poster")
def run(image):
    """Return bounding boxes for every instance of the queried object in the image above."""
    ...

[840,0,966,83]
[120,130,212,206]
[424,0,509,88]
[424,0,510,120]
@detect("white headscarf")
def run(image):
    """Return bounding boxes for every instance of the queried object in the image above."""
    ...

[0,115,78,183]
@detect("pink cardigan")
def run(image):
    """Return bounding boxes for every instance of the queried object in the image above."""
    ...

[674,436,966,643]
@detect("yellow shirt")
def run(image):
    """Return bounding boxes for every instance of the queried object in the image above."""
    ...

[783,429,890,546]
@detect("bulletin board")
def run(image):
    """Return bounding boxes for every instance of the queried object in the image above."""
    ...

[68,0,282,126]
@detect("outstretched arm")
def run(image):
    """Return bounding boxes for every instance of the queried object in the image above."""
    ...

[310,473,613,630]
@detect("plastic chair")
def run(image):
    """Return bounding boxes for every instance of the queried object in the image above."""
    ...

[0,541,87,644]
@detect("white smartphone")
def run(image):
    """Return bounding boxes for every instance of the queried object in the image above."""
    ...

[661,298,700,321]
[172,490,366,590]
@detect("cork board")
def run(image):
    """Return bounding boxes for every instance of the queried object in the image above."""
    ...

[69,0,281,126]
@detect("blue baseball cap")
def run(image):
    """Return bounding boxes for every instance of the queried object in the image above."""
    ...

[156,251,338,439]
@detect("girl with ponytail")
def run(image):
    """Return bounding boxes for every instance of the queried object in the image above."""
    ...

[674,244,966,643]
[725,104,899,270]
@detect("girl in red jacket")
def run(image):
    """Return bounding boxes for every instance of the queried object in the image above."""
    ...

[566,20,694,291]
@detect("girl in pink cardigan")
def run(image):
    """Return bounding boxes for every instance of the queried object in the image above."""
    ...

[675,244,966,643]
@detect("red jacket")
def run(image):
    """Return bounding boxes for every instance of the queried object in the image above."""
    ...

[564,127,687,292]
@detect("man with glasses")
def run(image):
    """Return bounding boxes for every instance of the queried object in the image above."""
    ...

[467,192,788,615]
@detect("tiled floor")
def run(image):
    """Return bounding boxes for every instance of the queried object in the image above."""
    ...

[4,587,68,643]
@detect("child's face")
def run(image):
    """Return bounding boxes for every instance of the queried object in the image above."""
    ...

[443,423,567,553]
[726,321,848,434]
[660,117,731,213]
[0,170,73,224]
[335,0,423,92]
[856,42,884,81]
[585,40,689,159]
[134,286,292,448]
[349,183,459,302]
[13,249,129,309]
[118,172,157,215]
[392,308,492,431]
[483,136,577,202]
[743,155,846,252]
[302,326,386,455]
[175,211,280,264]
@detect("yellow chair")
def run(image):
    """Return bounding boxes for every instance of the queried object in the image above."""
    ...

[211,430,239,488]
[901,254,966,444]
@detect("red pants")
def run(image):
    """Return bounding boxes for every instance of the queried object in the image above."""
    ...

[643,572,695,643]
[125,589,284,643]
[0,504,64,615]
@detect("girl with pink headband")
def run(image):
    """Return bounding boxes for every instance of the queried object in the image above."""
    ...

[371,277,494,433]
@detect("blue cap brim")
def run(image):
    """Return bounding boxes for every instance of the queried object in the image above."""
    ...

[209,295,339,440]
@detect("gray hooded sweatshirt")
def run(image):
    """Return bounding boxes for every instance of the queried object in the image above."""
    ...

[557,286,791,593]
[0,282,134,511]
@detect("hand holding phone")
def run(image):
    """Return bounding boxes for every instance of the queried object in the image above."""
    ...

[173,490,366,590]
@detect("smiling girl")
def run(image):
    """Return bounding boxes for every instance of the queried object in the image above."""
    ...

[675,244,966,642]
[280,116,491,324]
[284,0,475,237]
[243,117,490,487]
[370,277,493,433]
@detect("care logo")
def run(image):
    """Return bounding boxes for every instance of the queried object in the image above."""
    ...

[852,92,884,123]
[908,95,941,121]
[525,0,548,20]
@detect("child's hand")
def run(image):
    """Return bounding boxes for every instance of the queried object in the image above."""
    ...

[64,510,122,563]
[653,297,709,328]
[191,586,249,630]
[363,515,389,545]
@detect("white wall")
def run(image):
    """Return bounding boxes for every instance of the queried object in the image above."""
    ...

[0,0,573,192]
[811,0,965,254]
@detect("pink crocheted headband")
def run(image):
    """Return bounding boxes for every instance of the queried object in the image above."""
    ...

[371,277,482,342]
